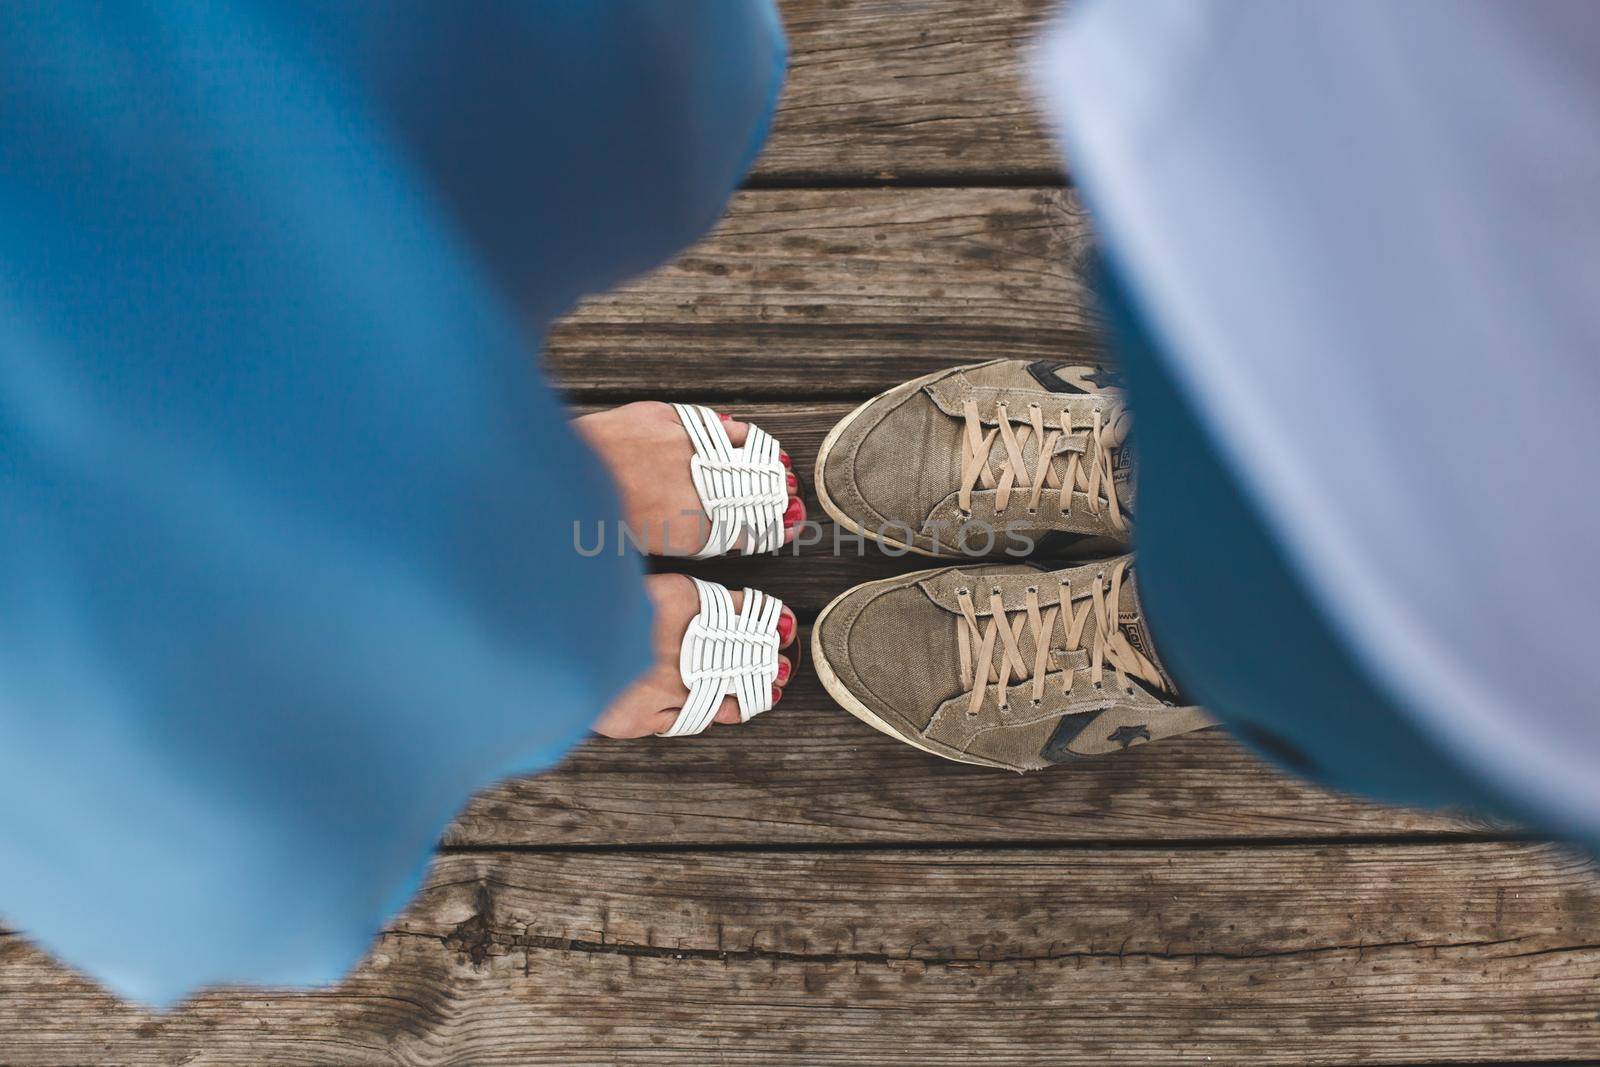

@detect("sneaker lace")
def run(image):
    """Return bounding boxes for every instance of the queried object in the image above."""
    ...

[957,398,1129,529]
[954,559,1164,716]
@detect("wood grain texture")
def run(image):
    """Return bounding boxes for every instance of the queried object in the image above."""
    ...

[545,188,1100,398]
[756,0,1066,182]
[446,669,1484,848]
[6,843,1598,1065]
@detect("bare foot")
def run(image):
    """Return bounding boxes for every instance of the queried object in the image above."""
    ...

[593,574,798,738]
[574,401,805,557]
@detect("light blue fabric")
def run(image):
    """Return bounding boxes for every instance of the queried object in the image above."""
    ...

[1037,0,1600,844]
[1096,261,1518,822]
[0,1,785,1005]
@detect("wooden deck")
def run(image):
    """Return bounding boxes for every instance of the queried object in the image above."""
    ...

[5,2,1600,1063]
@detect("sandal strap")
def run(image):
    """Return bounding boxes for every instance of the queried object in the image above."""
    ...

[661,577,784,737]
[672,403,787,559]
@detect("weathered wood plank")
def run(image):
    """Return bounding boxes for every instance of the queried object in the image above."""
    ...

[446,666,1485,848]
[6,843,1598,1065]
[756,0,1065,182]
[545,188,1099,398]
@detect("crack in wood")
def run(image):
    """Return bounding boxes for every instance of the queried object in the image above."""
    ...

[394,921,1569,971]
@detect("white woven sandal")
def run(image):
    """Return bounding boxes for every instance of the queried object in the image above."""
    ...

[672,402,788,559]
[659,577,787,737]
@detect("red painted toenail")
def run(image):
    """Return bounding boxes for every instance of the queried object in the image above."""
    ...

[779,451,792,468]
[777,659,791,683]
[777,612,796,644]
[718,412,733,422]
[771,685,783,704]
[784,497,803,526]
[787,472,798,492]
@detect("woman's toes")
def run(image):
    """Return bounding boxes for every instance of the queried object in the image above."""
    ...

[781,496,807,546]
[780,444,805,544]
[777,607,797,647]
[776,654,792,685]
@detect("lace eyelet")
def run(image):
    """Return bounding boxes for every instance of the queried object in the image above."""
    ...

[1093,681,1103,690]
[991,586,1002,595]
[1126,687,1136,696]
[1031,698,1042,707]
[956,587,969,596]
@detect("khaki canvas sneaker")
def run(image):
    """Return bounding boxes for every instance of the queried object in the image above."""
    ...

[815,359,1135,557]
[812,556,1212,771]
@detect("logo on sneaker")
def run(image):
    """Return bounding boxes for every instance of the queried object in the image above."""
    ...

[1027,360,1126,395]
[1120,618,1178,700]
[1107,724,1152,748]
[1121,616,1149,657]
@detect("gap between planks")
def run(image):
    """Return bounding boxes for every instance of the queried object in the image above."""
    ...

[436,831,1539,858]
[544,186,1103,399]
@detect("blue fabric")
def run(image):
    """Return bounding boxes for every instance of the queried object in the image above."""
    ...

[1096,261,1523,820]
[0,1,785,1004]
